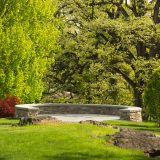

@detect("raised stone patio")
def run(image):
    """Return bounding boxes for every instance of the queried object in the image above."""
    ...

[15,103,142,122]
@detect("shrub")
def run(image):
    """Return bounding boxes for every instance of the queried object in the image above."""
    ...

[0,96,20,117]
[144,66,160,126]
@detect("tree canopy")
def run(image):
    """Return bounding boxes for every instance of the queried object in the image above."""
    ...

[1,0,160,110]
[0,0,59,103]
[44,0,160,107]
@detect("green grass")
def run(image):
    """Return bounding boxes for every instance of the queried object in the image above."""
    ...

[0,118,19,125]
[106,120,160,134]
[0,118,159,160]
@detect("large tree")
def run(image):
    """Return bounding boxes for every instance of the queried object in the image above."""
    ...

[0,0,59,103]
[45,0,160,107]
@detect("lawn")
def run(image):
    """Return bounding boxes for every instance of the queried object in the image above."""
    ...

[107,120,160,134]
[0,118,159,160]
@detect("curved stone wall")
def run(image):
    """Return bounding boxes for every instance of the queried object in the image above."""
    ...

[15,103,142,122]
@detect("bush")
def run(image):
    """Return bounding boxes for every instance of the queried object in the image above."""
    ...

[144,66,160,126]
[0,96,20,117]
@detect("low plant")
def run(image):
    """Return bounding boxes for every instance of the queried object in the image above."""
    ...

[0,95,20,117]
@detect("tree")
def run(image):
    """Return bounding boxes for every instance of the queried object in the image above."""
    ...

[45,0,160,107]
[144,66,160,126]
[43,0,135,104]
[0,0,59,103]
[44,50,133,104]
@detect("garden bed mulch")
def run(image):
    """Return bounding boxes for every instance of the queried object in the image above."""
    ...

[111,128,160,158]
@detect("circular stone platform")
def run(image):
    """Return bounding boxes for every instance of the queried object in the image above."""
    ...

[15,103,142,122]
[40,114,120,122]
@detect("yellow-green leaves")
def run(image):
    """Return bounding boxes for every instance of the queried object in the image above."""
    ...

[0,0,60,103]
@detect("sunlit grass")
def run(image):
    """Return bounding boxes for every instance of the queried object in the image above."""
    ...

[106,120,160,134]
[0,118,158,160]
[0,118,19,125]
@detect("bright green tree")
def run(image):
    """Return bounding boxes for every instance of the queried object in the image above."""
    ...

[144,66,160,126]
[0,0,59,103]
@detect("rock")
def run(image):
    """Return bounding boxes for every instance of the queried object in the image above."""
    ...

[79,120,108,126]
[37,115,55,120]
[18,116,61,126]
[145,149,160,158]
[112,125,120,129]
[112,128,160,158]
[18,117,40,126]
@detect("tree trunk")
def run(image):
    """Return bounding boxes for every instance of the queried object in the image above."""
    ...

[136,41,146,57]
[153,0,160,24]
[133,88,143,107]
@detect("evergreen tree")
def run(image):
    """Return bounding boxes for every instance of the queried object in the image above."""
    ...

[144,66,160,126]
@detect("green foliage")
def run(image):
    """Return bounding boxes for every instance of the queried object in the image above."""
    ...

[44,0,160,107]
[44,50,134,104]
[144,66,160,126]
[0,0,59,103]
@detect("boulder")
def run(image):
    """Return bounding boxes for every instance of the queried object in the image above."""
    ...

[18,116,61,126]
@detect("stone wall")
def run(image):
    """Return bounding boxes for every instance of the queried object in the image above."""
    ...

[38,104,124,115]
[15,103,142,122]
[15,105,39,118]
[120,108,142,122]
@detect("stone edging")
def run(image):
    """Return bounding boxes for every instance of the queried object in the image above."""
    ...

[15,103,142,122]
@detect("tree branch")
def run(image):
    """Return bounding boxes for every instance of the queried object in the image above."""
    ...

[112,67,136,88]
